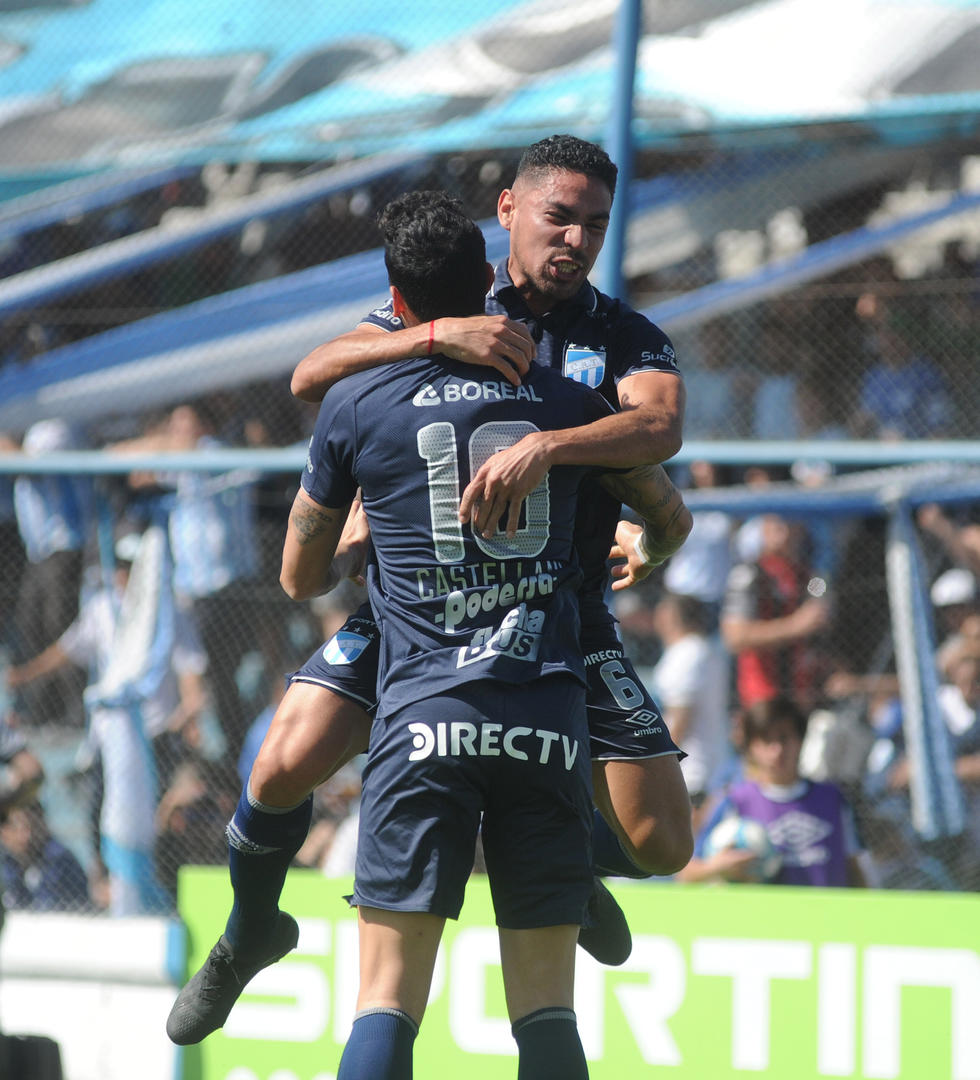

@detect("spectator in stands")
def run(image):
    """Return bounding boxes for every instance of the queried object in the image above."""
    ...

[917,501,980,580]
[721,513,830,713]
[0,715,43,830]
[649,592,732,825]
[677,697,867,887]
[0,802,91,913]
[117,403,262,788]
[662,460,735,630]
[6,526,208,915]
[154,760,231,903]
[868,640,980,892]
[794,367,849,444]
[729,465,788,567]
[675,319,740,439]
[0,712,43,941]
[937,642,980,890]
[7,420,92,728]
[749,311,801,441]
[851,302,951,440]
[930,567,979,679]
[0,439,26,656]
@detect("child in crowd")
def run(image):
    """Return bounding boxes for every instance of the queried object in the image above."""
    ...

[677,696,867,887]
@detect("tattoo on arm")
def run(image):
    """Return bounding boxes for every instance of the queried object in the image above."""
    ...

[290,501,345,544]
[602,464,678,521]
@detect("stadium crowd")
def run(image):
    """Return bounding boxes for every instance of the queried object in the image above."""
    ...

[0,156,978,918]
[1,410,978,914]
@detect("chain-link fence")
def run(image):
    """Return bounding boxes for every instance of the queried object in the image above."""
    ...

[1,0,979,913]
[2,144,978,444]
[2,457,978,912]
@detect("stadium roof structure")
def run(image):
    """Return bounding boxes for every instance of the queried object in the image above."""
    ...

[0,172,977,434]
[0,149,425,320]
[1,0,979,435]
[0,164,199,247]
[0,0,977,185]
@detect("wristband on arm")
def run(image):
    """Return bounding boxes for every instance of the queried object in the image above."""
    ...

[633,526,682,569]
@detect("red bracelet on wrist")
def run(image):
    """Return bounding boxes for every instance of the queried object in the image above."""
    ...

[426,320,435,355]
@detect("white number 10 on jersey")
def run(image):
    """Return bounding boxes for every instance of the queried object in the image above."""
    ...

[417,420,551,563]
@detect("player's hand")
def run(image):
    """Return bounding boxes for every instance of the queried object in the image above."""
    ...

[333,494,370,586]
[608,520,656,591]
[436,315,534,387]
[458,432,552,539]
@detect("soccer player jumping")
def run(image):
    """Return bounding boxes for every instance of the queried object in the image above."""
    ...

[167,137,693,1051]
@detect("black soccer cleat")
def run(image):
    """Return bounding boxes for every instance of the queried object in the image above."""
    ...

[166,911,300,1045]
[577,877,632,966]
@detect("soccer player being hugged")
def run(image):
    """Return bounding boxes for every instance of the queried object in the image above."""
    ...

[167,137,694,1050]
[291,136,693,898]
[182,191,681,1077]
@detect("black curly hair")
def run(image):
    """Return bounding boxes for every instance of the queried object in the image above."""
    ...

[514,134,618,199]
[378,190,487,323]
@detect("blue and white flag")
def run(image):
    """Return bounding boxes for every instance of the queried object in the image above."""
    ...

[86,522,176,914]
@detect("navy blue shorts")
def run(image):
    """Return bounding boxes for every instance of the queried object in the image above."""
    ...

[353,677,593,928]
[289,603,380,712]
[293,604,681,761]
[580,624,683,762]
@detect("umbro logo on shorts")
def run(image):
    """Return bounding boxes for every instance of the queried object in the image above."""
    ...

[624,708,664,736]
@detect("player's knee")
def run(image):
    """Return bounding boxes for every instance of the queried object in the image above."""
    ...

[248,740,310,806]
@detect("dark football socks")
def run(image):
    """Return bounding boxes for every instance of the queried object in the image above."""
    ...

[223,781,312,952]
[512,1007,588,1080]
[337,1007,418,1080]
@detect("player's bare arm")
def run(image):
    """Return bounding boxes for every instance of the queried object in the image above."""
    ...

[459,369,685,538]
[332,493,371,586]
[600,464,693,590]
[291,315,535,401]
[280,488,353,601]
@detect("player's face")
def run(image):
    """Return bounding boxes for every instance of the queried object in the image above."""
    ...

[498,168,612,315]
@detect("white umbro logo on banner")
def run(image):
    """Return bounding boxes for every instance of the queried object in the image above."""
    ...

[563,345,606,388]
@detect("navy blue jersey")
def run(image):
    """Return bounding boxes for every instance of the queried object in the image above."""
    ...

[302,355,613,715]
[363,260,681,620]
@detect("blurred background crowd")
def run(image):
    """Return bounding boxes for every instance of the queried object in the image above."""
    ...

[0,0,978,917]
[1,374,977,913]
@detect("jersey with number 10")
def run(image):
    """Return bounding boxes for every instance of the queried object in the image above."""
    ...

[303,355,613,716]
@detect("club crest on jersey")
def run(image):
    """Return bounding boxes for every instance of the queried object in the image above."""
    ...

[563,345,606,388]
[323,632,370,665]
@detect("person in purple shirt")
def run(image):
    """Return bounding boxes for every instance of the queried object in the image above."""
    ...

[678,696,867,887]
